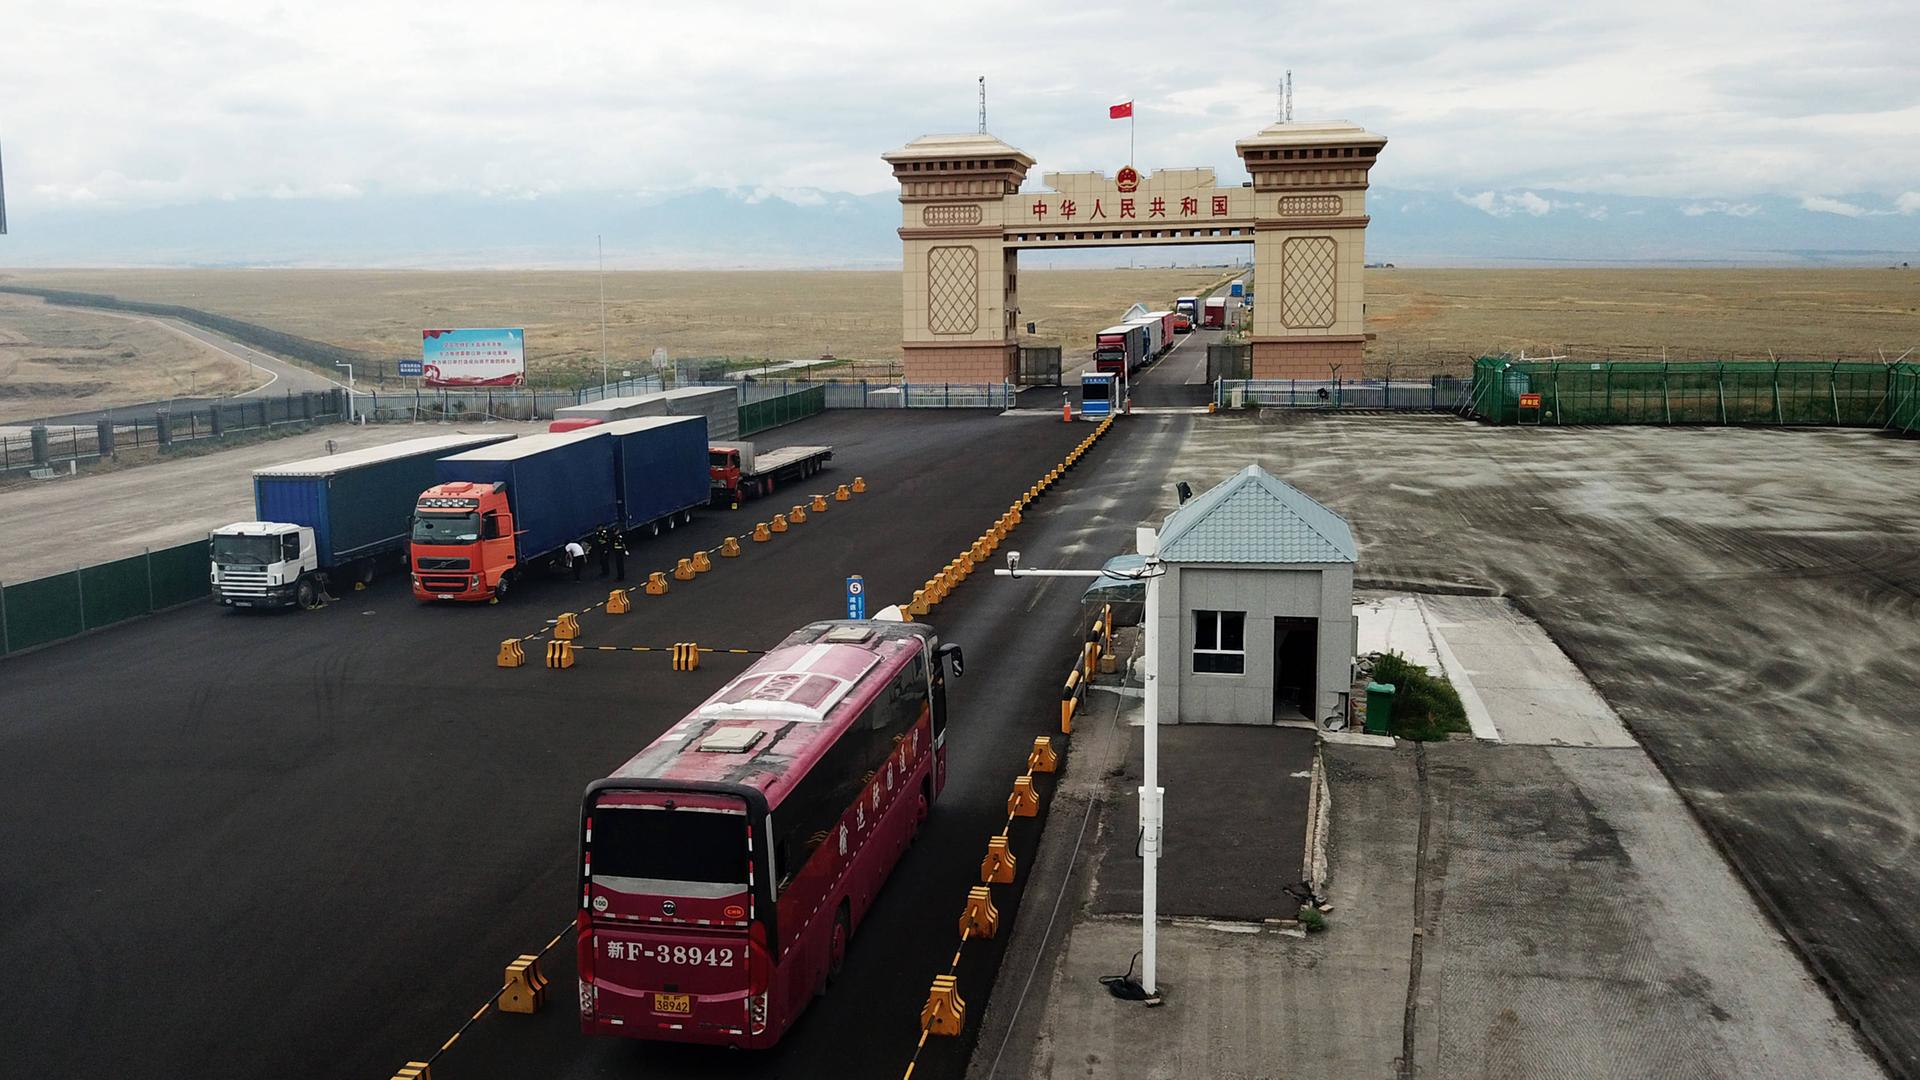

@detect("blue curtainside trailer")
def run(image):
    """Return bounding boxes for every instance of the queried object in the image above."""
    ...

[603,415,711,535]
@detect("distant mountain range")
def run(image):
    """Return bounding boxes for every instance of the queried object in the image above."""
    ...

[0,185,1914,269]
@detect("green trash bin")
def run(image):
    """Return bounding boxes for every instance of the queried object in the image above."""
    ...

[1364,682,1397,735]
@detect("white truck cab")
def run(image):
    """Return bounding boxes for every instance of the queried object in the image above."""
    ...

[209,521,321,609]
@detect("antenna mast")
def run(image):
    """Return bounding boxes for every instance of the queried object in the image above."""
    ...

[978,76,987,133]
[1285,71,1293,124]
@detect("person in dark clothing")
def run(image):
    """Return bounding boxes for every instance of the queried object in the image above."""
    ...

[612,530,629,582]
[595,527,612,577]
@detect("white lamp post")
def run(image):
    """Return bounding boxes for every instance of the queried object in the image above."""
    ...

[334,363,355,422]
[994,522,1165,996]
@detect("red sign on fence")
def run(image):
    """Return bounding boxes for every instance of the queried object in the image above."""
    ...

[1518,392,1543,409]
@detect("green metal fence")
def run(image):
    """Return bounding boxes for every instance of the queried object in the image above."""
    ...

[738,384,827,436]
[1,539,209,658]
[1468,357,1920,431]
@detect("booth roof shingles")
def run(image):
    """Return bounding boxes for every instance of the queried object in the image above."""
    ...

[1157,464,1357,565]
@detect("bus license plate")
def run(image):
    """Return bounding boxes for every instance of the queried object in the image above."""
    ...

[654,993,691,1015]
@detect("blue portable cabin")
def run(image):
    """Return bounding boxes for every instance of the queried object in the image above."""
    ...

[1081,371,1119,418]
[601,415,712,533]
[434,428,619,562]
[251,432,515,568]
[1229,281,1244,298]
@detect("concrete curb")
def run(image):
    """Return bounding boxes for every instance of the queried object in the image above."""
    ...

[1303,743,1332,898]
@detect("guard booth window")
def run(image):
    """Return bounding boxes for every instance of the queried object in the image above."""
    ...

[1193,610,1246,674]
[1083,380,1112,402]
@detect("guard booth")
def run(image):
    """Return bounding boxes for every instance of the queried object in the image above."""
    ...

[1080,371,1118,419]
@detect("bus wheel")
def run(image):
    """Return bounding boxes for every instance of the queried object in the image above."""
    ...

[912,780,931,840]
[827,903,850,983]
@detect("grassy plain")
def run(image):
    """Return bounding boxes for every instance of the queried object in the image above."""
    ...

[0,267,1913,385]
[0,294,258,422]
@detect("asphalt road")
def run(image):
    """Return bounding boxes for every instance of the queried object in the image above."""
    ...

[23,306,350,428]
[0,400,1194,1080]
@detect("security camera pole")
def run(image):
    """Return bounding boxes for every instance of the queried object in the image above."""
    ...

[994,523,1165,997]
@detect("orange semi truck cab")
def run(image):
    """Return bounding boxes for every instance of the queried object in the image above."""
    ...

[410,482,519,601]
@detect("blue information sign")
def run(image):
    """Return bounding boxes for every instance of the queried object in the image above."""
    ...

[845,575,867,620]
[398,359,424,378]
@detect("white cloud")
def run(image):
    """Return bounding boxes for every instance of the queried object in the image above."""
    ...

[1458,190,1552,217]
[1800,195,1871,217]
[1895,192,1920,215]
[1682,201,1762,217]
[0,0,1916,217]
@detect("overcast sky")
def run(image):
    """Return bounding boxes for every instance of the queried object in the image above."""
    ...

[3,0,1916,214]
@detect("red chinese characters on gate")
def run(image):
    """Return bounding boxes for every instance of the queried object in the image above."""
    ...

[1024,182,1233,223]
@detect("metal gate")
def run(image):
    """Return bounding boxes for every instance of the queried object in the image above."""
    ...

[1207,343,1252,382]
[1018,346,1062,386]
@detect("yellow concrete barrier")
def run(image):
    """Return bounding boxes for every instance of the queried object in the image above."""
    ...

[852,476,867,493]
[1008,775,1039,818]
[811,493,829,512]
[673,558,696,581]
[981,835,1016,884]
[391,1063,433,1080]
[752,522,772,542]
[1028,736,1059,774]
[921,974,967,1037]
[909,590,929,616]
[720,536,742,558]
[498,954,549,1014]
[545,640,574,669]
[692,551,712,573]
[645,571,669,595]
[496,639,525,668]
[834,483,850,502]
[606,589,631,615]
[959,886,1000,940]
[789,503,807,524]
[770,513,789,534]
[672,642,701,672]
[1061,668,1082,733]
[553,612,580,640]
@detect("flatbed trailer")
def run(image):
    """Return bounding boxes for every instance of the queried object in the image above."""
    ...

[710,441,833,502]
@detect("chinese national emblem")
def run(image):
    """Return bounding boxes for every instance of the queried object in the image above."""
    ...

[1115,165,1140,193]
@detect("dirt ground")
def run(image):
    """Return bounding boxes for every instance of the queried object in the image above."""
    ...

[0,295,259,422]
[0,419,547,581]
[0,267,1229,383]
[1179,412,1920,1077]
[4,267,1913,383]
[1365,267,1920,374]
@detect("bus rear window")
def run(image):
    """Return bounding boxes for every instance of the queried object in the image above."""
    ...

[591,806,747,895]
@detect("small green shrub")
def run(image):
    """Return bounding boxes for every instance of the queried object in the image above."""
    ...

[1370,651,1470,741]
[1299,906,1328,932]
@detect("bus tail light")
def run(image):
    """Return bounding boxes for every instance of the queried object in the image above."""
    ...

[749,991,768,1035]
[746,922,772,996]
[576,909,595,1014]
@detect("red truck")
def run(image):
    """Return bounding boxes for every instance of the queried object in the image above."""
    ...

[1203,296,1227,329]
[709,440,834,503]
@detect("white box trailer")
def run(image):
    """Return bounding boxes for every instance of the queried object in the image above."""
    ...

[1126,315,1166,358]
[553,385,740,440]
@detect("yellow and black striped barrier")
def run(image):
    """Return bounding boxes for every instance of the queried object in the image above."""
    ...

[496,639,525,668]
[671,642,700,671]
[545,640,574,669]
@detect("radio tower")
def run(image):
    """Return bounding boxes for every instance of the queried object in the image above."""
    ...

[978,76,987,133]
[1285,71,1294,124]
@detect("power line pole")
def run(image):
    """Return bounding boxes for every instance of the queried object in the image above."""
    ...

[598,234,609,395]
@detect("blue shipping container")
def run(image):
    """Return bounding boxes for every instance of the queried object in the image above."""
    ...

[602,415,711,530]
[1230,282,1244,297]
[253,433,514,566]
[435,429,619,561]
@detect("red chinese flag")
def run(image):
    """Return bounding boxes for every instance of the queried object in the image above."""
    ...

[1109,101,1133,120]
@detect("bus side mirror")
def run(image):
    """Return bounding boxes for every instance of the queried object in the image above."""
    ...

[938,642,964,678]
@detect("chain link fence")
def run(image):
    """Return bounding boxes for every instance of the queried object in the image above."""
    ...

[1212,376,1473,411]
[2,390,345,474]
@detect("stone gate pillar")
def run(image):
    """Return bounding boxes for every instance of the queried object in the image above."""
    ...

[1236,122,1387,379]
[883,134,1034,384]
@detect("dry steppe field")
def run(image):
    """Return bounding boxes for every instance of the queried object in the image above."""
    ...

[1,267,1914,385]
[0,268,1232,383]
[0,294,259,422]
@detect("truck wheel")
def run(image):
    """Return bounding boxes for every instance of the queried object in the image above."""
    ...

[295,578,318,610]
[681,510,693,525]
[650,521,662,537]
[494,574,511,602]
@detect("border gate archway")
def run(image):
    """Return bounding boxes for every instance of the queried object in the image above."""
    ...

[883,121,1386,384]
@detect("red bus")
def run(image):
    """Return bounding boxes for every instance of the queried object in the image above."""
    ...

[577,619,964,1047]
